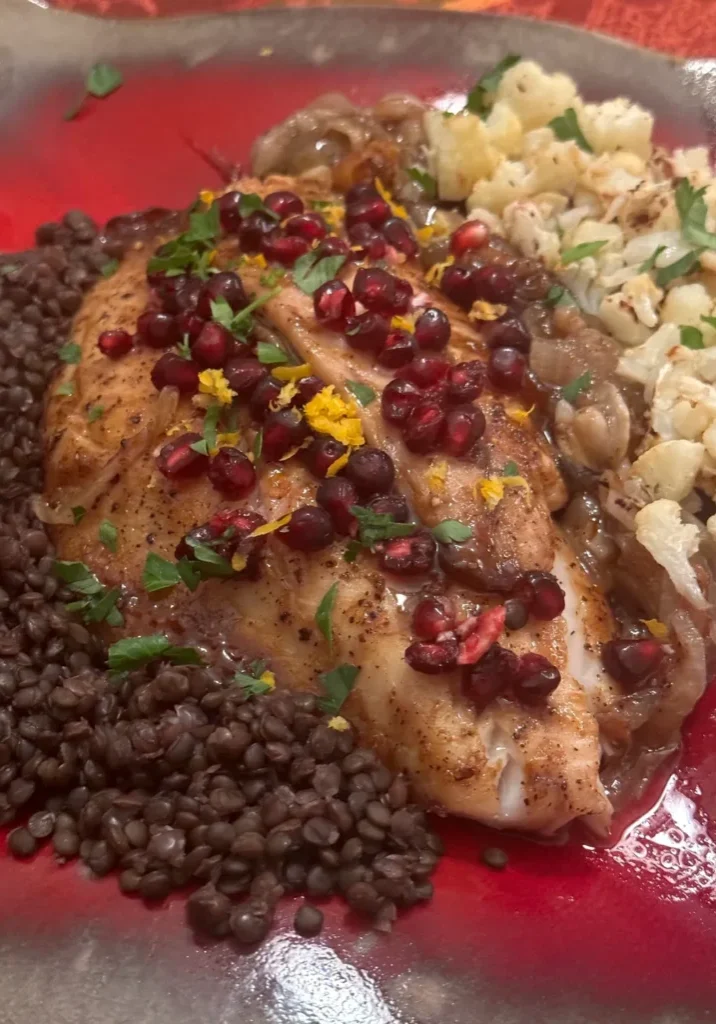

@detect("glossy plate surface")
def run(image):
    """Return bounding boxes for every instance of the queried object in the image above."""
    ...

[1,3,716,1021]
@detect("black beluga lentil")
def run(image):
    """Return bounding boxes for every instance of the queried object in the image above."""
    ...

[0,209,441,945]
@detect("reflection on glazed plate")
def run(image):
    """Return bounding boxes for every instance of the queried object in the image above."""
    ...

[1,1,716,1020]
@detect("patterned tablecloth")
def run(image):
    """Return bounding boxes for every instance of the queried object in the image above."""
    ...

[45,0,716,59]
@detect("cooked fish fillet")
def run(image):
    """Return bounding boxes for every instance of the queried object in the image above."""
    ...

[44,176,628,833]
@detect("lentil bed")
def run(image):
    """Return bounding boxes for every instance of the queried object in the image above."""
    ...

[0,211,441,945]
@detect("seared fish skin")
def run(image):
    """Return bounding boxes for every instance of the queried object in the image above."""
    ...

[44,176,623,833]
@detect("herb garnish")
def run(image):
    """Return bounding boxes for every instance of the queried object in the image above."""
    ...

[54,560,123,627]
[680,325,705,350]
[142,552,200,593]
[64,62,124,121]
[98,519,118,553]
[87,404,104,423]
[638,246,666,273]
[190,402,221,455]
[432,520,473,544]
[56,381,75,398]
[260,267,285,288]
[701,315,716,330]
[655,249,703,288]
[675,178,716,251]
[292,252,347,296]
[233,659,274,696]
[350,506,416,551]
[210,286,281,340]
[239,194,279,220]
[256,341,288,365]
[101,259,120,279]
[548,108,593,153]
[71,506,86,525]
[59,342,81,364]
[107,634,203,673]
[315,582,338,651]
[345,380,376,407]
[544,284,573,307]
[318,663,360,715]
[561,240,608,265]
[146,203,220,280]
[465,54,521,118]
[502,460,519,477]
[407,167,437,198]
[560,371,592,404]
[176,336,192,360]
[252,429,263,462]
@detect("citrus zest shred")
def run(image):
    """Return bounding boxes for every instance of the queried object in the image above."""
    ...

[199,189,216,205]
[468,300,508,322]
[416,226,435,245]
[425,460,447,494]
[278,444,303,462]
[231,553,247,573]
[214,431,240,452]
[642,618,668,638]
[248,514,292,538]
[374,177,409,220]
[241,253,267,269]
[390,315,415,333]
[272,363,312,382]
[321,205,345,230]
[474,474,529,510]
[328,716,350,732]
[270,381,299,411]
[166,418,194,437]
[425,255,455,287]
[303,386,365,447]
[326,451,350,478]
[198,369,236,406]
[506,404,535,426]
[259,669,276,689]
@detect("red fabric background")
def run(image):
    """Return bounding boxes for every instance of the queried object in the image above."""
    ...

[45,0,716,59]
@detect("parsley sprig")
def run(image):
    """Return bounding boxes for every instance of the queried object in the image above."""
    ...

[465,55,521,118]
[54,560,123,627]
[146,203,221,280]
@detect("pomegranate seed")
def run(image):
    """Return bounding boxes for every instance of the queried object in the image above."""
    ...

[440,265,480,310]
[216,191,243,233]
[344,312,389,353]
[156,432,208,479]
[503,597,528,631]
[487,347,526,393]
[176,311,206,342]
[224,357,268,399]
[261,409,309,461]
[150,352,200,394]
[377,329,415,368]
[292,375,325,407]
[383,218,419,258]
[316,477,358,535]
[483,315,531,352]
[239,211,276,253]
[414,308,451,351]
[602,639,664,690]
[412,596,455,640]
[345,197,391,229]
[367,493,410,521]
[315,236,351,260]
[207,448,257,499]
[381,377,422,426]
[136,311,180,349]
[196,272,248,319]
[303,435,347,478]
[442,405,486,457]
[280,505,335,552]
[347,223,387,261]
[353,267,399,315]
[515,572,565,621]
[191,322,234,368]
[400,356,450,390]
[378,530,436,576]
[345,447,395,496]
[457,606,506,665]
[313,279,355,328]
[262,407,309,460]
[405,638,459,675]
[249,377,283,421]
[403,401,446,454]
[264,190,304,219]
[158,274,202,315]
[345,182,379,204]
[462,644,518,709]
[446,360,484,404]
[393,278,413,314]
[512,653,561,704]
[285,212,327,243]
[450,220,489,257]
[471,265,517,305]
[98,329,132,359]
[262,230,311,266]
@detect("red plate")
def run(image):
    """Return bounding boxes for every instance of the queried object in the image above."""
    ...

[1,3,716,1020]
